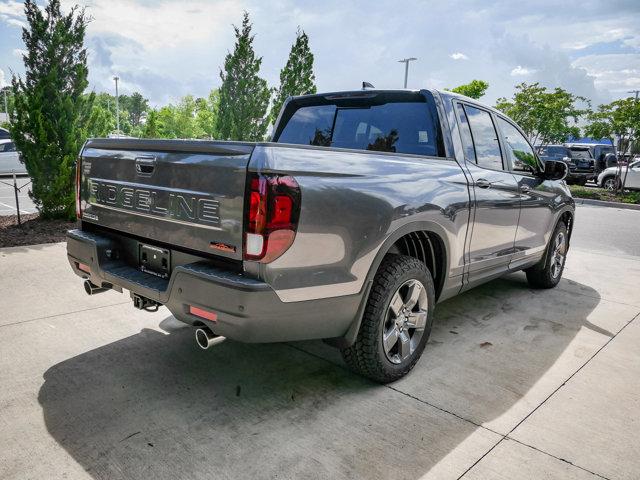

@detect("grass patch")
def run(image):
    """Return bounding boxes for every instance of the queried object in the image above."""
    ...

[569,185,640,205]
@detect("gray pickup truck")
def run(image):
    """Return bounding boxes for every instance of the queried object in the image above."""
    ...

[67,89,574,382]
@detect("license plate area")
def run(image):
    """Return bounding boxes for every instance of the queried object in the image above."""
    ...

[139,243,171,279]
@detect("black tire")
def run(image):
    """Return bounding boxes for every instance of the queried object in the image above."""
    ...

[341,254,435,383]
[575,177,587,186]
[525,221,568,289]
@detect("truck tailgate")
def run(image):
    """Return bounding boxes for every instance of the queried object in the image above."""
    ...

[79,138,254,260]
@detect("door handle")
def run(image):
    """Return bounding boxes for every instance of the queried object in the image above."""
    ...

[520,184,532,193]
[135,156,156,176]
[475,178,491,189]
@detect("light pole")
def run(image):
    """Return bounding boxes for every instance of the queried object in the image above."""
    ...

[113,76,120,134]
[398,57,417,89]
[628,90,640,101]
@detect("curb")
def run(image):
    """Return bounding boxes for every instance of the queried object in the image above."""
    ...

[575,197,640,211]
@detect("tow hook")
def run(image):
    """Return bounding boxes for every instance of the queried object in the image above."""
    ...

[131,293,160,312]
[195,327,226,350]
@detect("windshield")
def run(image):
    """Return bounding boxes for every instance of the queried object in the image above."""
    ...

[275,97,440,157]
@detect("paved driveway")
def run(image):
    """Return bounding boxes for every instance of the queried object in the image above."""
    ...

[0,205,639,479]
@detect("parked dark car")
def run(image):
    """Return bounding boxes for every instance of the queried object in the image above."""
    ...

[536,144,591,185]
[567,143,615,179]
[67,88,574,383]
[566,145,598,183]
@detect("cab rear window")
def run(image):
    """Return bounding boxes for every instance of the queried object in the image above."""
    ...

[274,96,441,157]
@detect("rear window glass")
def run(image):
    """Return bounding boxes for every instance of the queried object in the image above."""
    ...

[570,148,593,160]
[540,146,570,157]
[275,101,440,157]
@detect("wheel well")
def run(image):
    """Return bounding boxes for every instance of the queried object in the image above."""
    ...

[560,211,574,241]
[387,231,446,300]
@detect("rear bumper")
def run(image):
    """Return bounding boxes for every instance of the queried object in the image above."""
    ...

[66,229,360,343]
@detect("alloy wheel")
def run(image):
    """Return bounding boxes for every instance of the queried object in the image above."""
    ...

[550,231,566,279]
[382,279,428,364]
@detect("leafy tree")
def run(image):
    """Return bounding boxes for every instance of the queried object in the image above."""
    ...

[496,83,587,145]
[85,101,114,138]
[269,28,316,125]
[447,79,489,100]
[142,109,159,138]
[10,0,92,219]
[195,89,220,138]
[92,92,131,134]
[584,97,640,192]
[216,12,271,141]
[584,98,640,155]
[148,92,219,139]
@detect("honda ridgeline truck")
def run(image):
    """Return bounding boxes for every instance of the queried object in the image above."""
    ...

[67,89,573,383]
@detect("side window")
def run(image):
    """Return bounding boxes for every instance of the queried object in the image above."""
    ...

[455,103,476,163]
[496,117,538,174]
[463,105,503,170]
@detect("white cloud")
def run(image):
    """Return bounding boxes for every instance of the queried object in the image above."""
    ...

[0,0,22,16]
[450,52,468,60]
[0,68,6,88]
[510,65,535,76]
[12,48,25,59]
[1,0,638,106]
[572,54,640,94]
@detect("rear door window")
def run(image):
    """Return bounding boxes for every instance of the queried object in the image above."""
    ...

[275,99,440,157]
[463,105,503,170]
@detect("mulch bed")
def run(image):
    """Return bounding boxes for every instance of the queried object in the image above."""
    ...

[0,214,76,248]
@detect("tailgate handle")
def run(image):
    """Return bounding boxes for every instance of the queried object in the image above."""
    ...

[135,156,156,176]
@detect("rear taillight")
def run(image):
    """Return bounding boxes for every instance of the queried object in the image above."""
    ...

[75,158,82,219]
[244,173,300,263]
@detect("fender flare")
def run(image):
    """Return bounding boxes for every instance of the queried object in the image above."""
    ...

[326,221,451,349]
[537,205,575,268]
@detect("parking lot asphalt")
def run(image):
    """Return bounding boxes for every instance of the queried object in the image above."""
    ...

[0,204,639,479]
[0,175,36,215]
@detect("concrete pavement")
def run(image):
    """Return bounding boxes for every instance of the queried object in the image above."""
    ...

[0,175,36,215]
[0,204,639,479]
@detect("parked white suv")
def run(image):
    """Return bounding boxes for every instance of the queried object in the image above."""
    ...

[0,139,26,175]
[598,160,640,191]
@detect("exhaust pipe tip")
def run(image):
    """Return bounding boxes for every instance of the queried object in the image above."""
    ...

[84,279,108,295]
[195,327,226,350]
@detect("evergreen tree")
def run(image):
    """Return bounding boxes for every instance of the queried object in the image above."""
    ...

[10,0,92,219]
[270,28,316,125]
[216,12,270,141]
[120,91,148,127]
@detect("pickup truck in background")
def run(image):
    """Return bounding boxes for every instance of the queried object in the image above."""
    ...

[67,89,574,383]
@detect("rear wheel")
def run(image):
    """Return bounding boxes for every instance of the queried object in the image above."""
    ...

[525,221,568,289]
[341,254,435,383]
[602,176,618,191]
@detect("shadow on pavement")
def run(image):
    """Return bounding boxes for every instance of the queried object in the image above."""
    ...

[38,275,602,479]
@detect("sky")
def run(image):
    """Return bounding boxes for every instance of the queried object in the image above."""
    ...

[1,0,639,108]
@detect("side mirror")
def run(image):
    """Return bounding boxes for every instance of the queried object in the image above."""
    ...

[541,159,568,181]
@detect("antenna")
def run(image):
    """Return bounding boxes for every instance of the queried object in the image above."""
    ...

[362,81,375,90]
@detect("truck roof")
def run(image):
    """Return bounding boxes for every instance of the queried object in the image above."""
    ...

[287,88,506,116]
